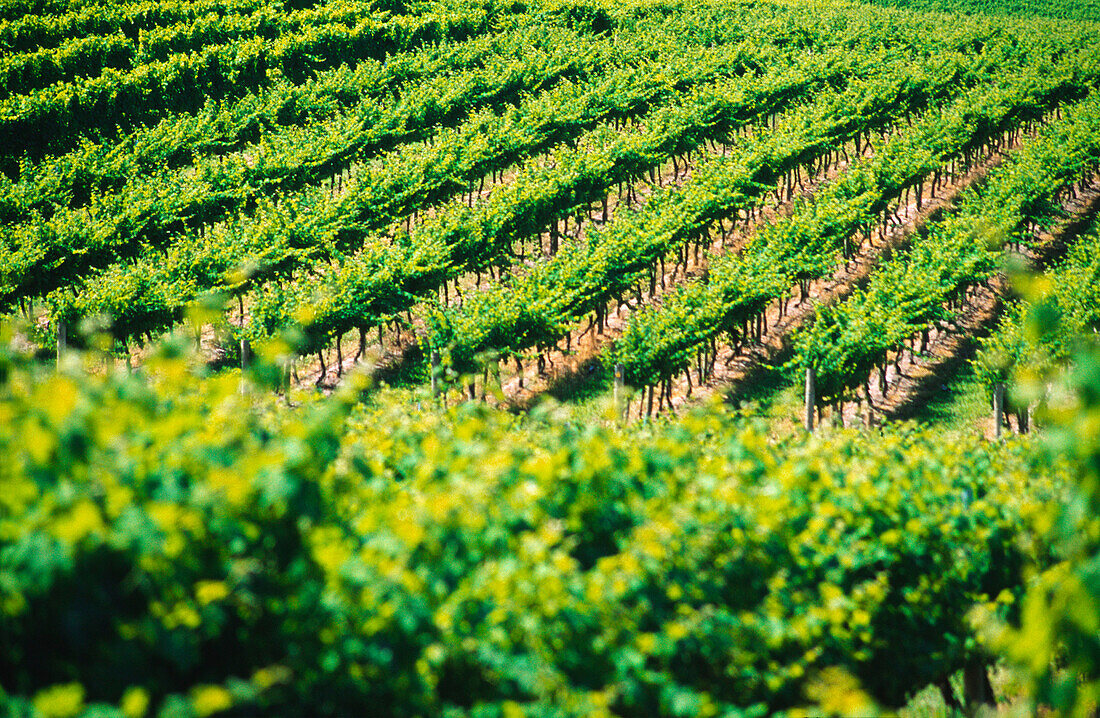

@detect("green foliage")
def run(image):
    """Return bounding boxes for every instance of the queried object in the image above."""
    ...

[0,0,1095,392]
[0,0,267,54]
[0,331,1068,715]
[977,343,1100,715]
[859,0,1100,24]
[0,0,497,166]
[4,0,1100,714]
[975,223,1100,403]
[7,7,790,345]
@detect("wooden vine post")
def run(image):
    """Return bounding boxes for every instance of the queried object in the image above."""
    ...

[994,382,1005,439]
[238,294,250,373]
[804,366,816,433]
[613,362,624,422]
[430,349,441,399]
[56,318,66,368]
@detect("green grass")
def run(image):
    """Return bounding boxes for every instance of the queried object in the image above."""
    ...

[902,355,993,433]
[899,665,1031,717]
[902,682,962,718]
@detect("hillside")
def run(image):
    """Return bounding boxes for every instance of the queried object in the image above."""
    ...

[2,0,1100,715]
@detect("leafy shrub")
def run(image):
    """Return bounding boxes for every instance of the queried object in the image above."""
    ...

[0,332,1064,716]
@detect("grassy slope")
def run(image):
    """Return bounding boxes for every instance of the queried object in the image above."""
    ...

[900,356,992,431]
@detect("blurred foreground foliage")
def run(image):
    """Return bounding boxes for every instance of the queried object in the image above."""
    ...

[0,324,1086,717]
[979,296,1100,716]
